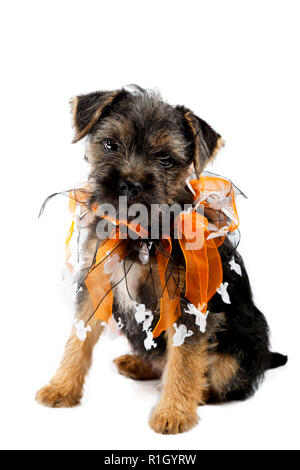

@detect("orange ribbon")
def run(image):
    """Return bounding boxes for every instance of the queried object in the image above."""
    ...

[65,175,240,336]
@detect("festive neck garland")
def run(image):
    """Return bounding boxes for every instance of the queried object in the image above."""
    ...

[52,172,243,346]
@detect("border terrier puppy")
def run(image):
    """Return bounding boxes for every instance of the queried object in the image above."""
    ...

[36,86,287,434]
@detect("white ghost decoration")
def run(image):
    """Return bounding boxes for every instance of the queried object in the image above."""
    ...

[173,323,193,347]
[217,282,231,304]
[134,303,156,350]
[74,319,92,341]
[229,256,242,276]
[134,303,148,323]
[184,303,209,333]
[144,330,157,351]
[134,303,153,331]
[139,242,150,265]
[142,313,153,332]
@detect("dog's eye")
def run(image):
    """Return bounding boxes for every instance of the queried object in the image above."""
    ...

[102,139,118,153]
[158,155,175,169]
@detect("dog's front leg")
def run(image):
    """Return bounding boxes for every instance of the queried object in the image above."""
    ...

[36,293,103,407]
[149,328,208,434]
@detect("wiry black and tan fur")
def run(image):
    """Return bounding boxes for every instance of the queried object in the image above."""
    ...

[36,87,287,434]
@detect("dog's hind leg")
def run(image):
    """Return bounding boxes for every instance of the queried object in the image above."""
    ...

[36,292,104,407]
[206,352,241,402]
[114,354,161,380]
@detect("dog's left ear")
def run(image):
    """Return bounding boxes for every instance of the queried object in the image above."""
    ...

[70,89,128,143]
[176,106,224,178]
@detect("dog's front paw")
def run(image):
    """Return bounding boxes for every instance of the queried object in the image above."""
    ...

[35,383,82,408]
[149,406,198,434]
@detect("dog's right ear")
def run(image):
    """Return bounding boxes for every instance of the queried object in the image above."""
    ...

[70,89,127,143]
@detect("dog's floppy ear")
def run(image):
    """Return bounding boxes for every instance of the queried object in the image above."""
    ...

[70,89,127,143]
[177,106,224,178]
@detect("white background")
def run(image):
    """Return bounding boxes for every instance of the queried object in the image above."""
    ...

[0,0,299,450]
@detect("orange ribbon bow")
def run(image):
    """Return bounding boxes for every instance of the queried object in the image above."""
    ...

[65,174,241,338]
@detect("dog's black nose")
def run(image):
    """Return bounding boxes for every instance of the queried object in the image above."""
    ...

[119,179,142,198]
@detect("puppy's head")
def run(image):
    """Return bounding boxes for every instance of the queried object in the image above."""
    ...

[71,86,224,212]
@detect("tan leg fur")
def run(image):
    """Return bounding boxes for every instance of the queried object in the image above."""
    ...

[149,328,208,434]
